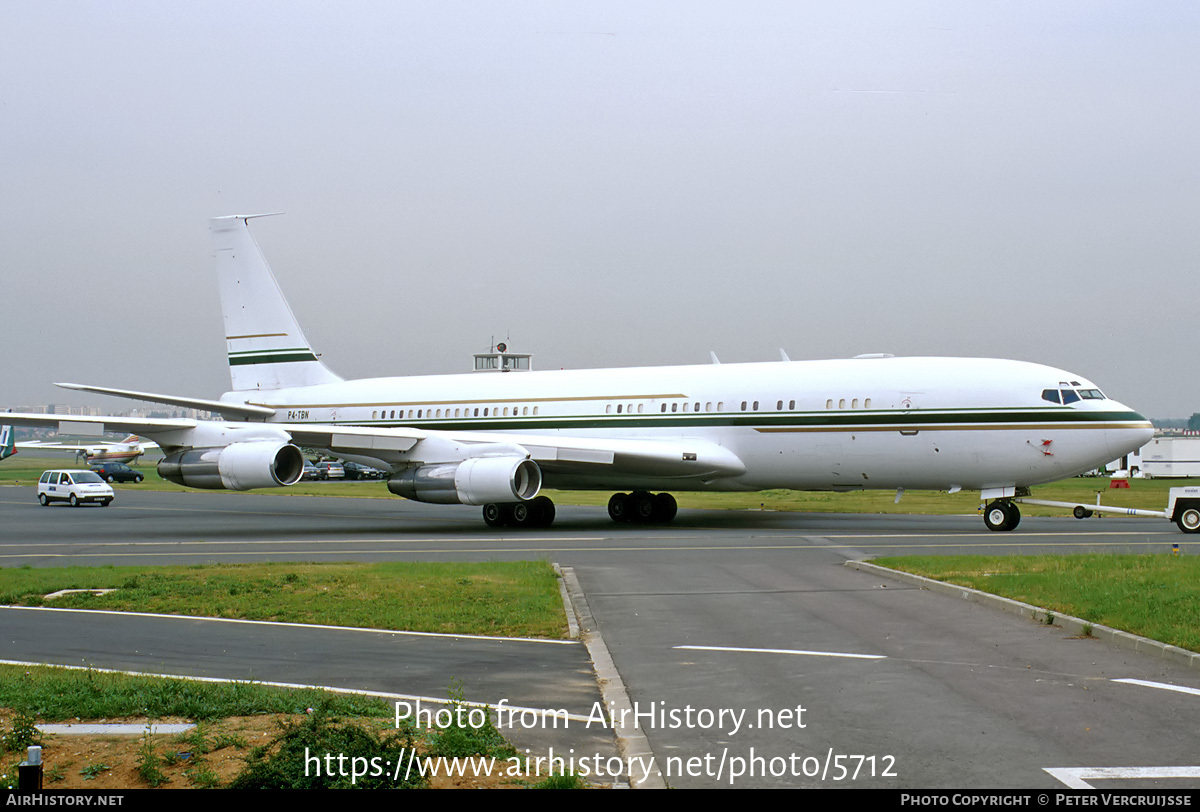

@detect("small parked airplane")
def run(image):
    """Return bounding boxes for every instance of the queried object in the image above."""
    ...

[18,434,157,465]
[2,215,1158,531]
[0,423,16,461]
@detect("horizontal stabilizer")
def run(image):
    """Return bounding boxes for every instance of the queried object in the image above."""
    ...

[55,383,276,420]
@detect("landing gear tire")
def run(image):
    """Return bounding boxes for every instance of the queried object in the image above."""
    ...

[482,503,511,528]
[1176,507,1200,534]
[609,491,678,525]
[608,493,631,523]
[983,500,1019,531]
[528,495,556,528]
[482,496,556,529]
[631,491,656,523]
[1073,505,1094,520]
[652,492,678,523]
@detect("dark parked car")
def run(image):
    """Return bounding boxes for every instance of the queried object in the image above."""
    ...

[90,462,145,483]
[343,461,383,480]
[302,461,322,481]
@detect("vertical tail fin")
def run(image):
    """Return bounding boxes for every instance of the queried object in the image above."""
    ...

[210,216,343,392]
[0,417,15,461]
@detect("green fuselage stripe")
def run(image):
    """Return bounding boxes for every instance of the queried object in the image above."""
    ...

[271,409,1148,433]
[229,351,319,366]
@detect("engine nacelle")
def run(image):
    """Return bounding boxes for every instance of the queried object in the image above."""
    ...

[158,442,306,490]
[387,457,541,505]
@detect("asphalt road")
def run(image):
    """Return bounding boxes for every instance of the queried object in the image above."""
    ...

[1,485,1197,789]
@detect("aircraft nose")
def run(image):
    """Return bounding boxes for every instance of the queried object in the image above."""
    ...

[1105,404,1154,459]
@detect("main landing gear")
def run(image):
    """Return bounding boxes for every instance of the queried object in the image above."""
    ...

[479,491,681,528]
[482,495,556,528]
[607,491,677,524]
[983,500,1021,532]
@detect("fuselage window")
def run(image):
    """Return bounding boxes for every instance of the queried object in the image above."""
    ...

[682,403,689,412]
[826,399,833,409]
[864,398,871,409]
[741,401,747,411]
[617,404,623,414]
[661,404,667,413]
[753,401,759,411]
[717,401,723,411]
[838,398,845,409]
[852,398,858,409]
[483,408,489,416]
[672,403,678,413]
[789,400,795,410]
[533,406,539,415]
[706,402,712,412]
[777,400,783,410]
[639,404,645,414]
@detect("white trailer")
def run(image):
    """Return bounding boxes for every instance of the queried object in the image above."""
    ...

[1140,437,1200,478]
[1011,486,1200,533]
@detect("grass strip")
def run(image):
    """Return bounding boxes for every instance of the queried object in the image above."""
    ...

[0,663,390,721]
[873,554,1200,653]
[0,561,566,639]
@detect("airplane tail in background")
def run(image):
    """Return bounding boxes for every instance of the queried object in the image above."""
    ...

[210,215,343,393]
[0,421,16,460]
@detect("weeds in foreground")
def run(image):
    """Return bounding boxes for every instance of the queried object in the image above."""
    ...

[136,729,169,788]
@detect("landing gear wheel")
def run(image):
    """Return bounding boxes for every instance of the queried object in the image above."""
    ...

[1176,507,1200,534]
[631,491,656,523]
[482,503,510,528]
[528,495,556,528]
[983,500,1019,531]
[510,501,531,526]
[1073,505,1094,520]
[651,492,678,523]
[608,493,631,523]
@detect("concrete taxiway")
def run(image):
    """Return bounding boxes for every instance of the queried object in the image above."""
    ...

[1,487,1197,789]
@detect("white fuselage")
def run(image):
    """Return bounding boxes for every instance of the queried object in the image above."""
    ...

[226,355,1152,493]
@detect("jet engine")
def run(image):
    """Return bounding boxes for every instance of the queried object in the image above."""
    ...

[387,457,541,505]
[158,441,306,490]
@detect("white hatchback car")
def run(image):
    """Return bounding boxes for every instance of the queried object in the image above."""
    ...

[37,469,115,507]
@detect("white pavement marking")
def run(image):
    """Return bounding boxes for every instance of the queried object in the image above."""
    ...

[1113,678,1200,697]
[675,644,885,660]
[1045,766,1200,789]
[0,605,577,645]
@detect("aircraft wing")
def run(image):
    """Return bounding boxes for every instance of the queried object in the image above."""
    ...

[3,412,745,485]
[290,425,746,483]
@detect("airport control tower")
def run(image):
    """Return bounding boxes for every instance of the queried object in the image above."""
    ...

[472,342,532,373]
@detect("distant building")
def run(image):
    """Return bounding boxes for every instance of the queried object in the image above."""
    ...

[473,342,532,373]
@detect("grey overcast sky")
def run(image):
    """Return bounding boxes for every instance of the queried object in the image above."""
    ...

[2,2,1197,416]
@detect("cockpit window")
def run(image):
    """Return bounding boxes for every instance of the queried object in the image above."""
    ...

[1060,389,1080,405]
[1041,389,1061,404]
[1078,389,1105,399]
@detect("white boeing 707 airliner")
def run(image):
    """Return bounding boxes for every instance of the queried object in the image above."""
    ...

[4,215,1164,531]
